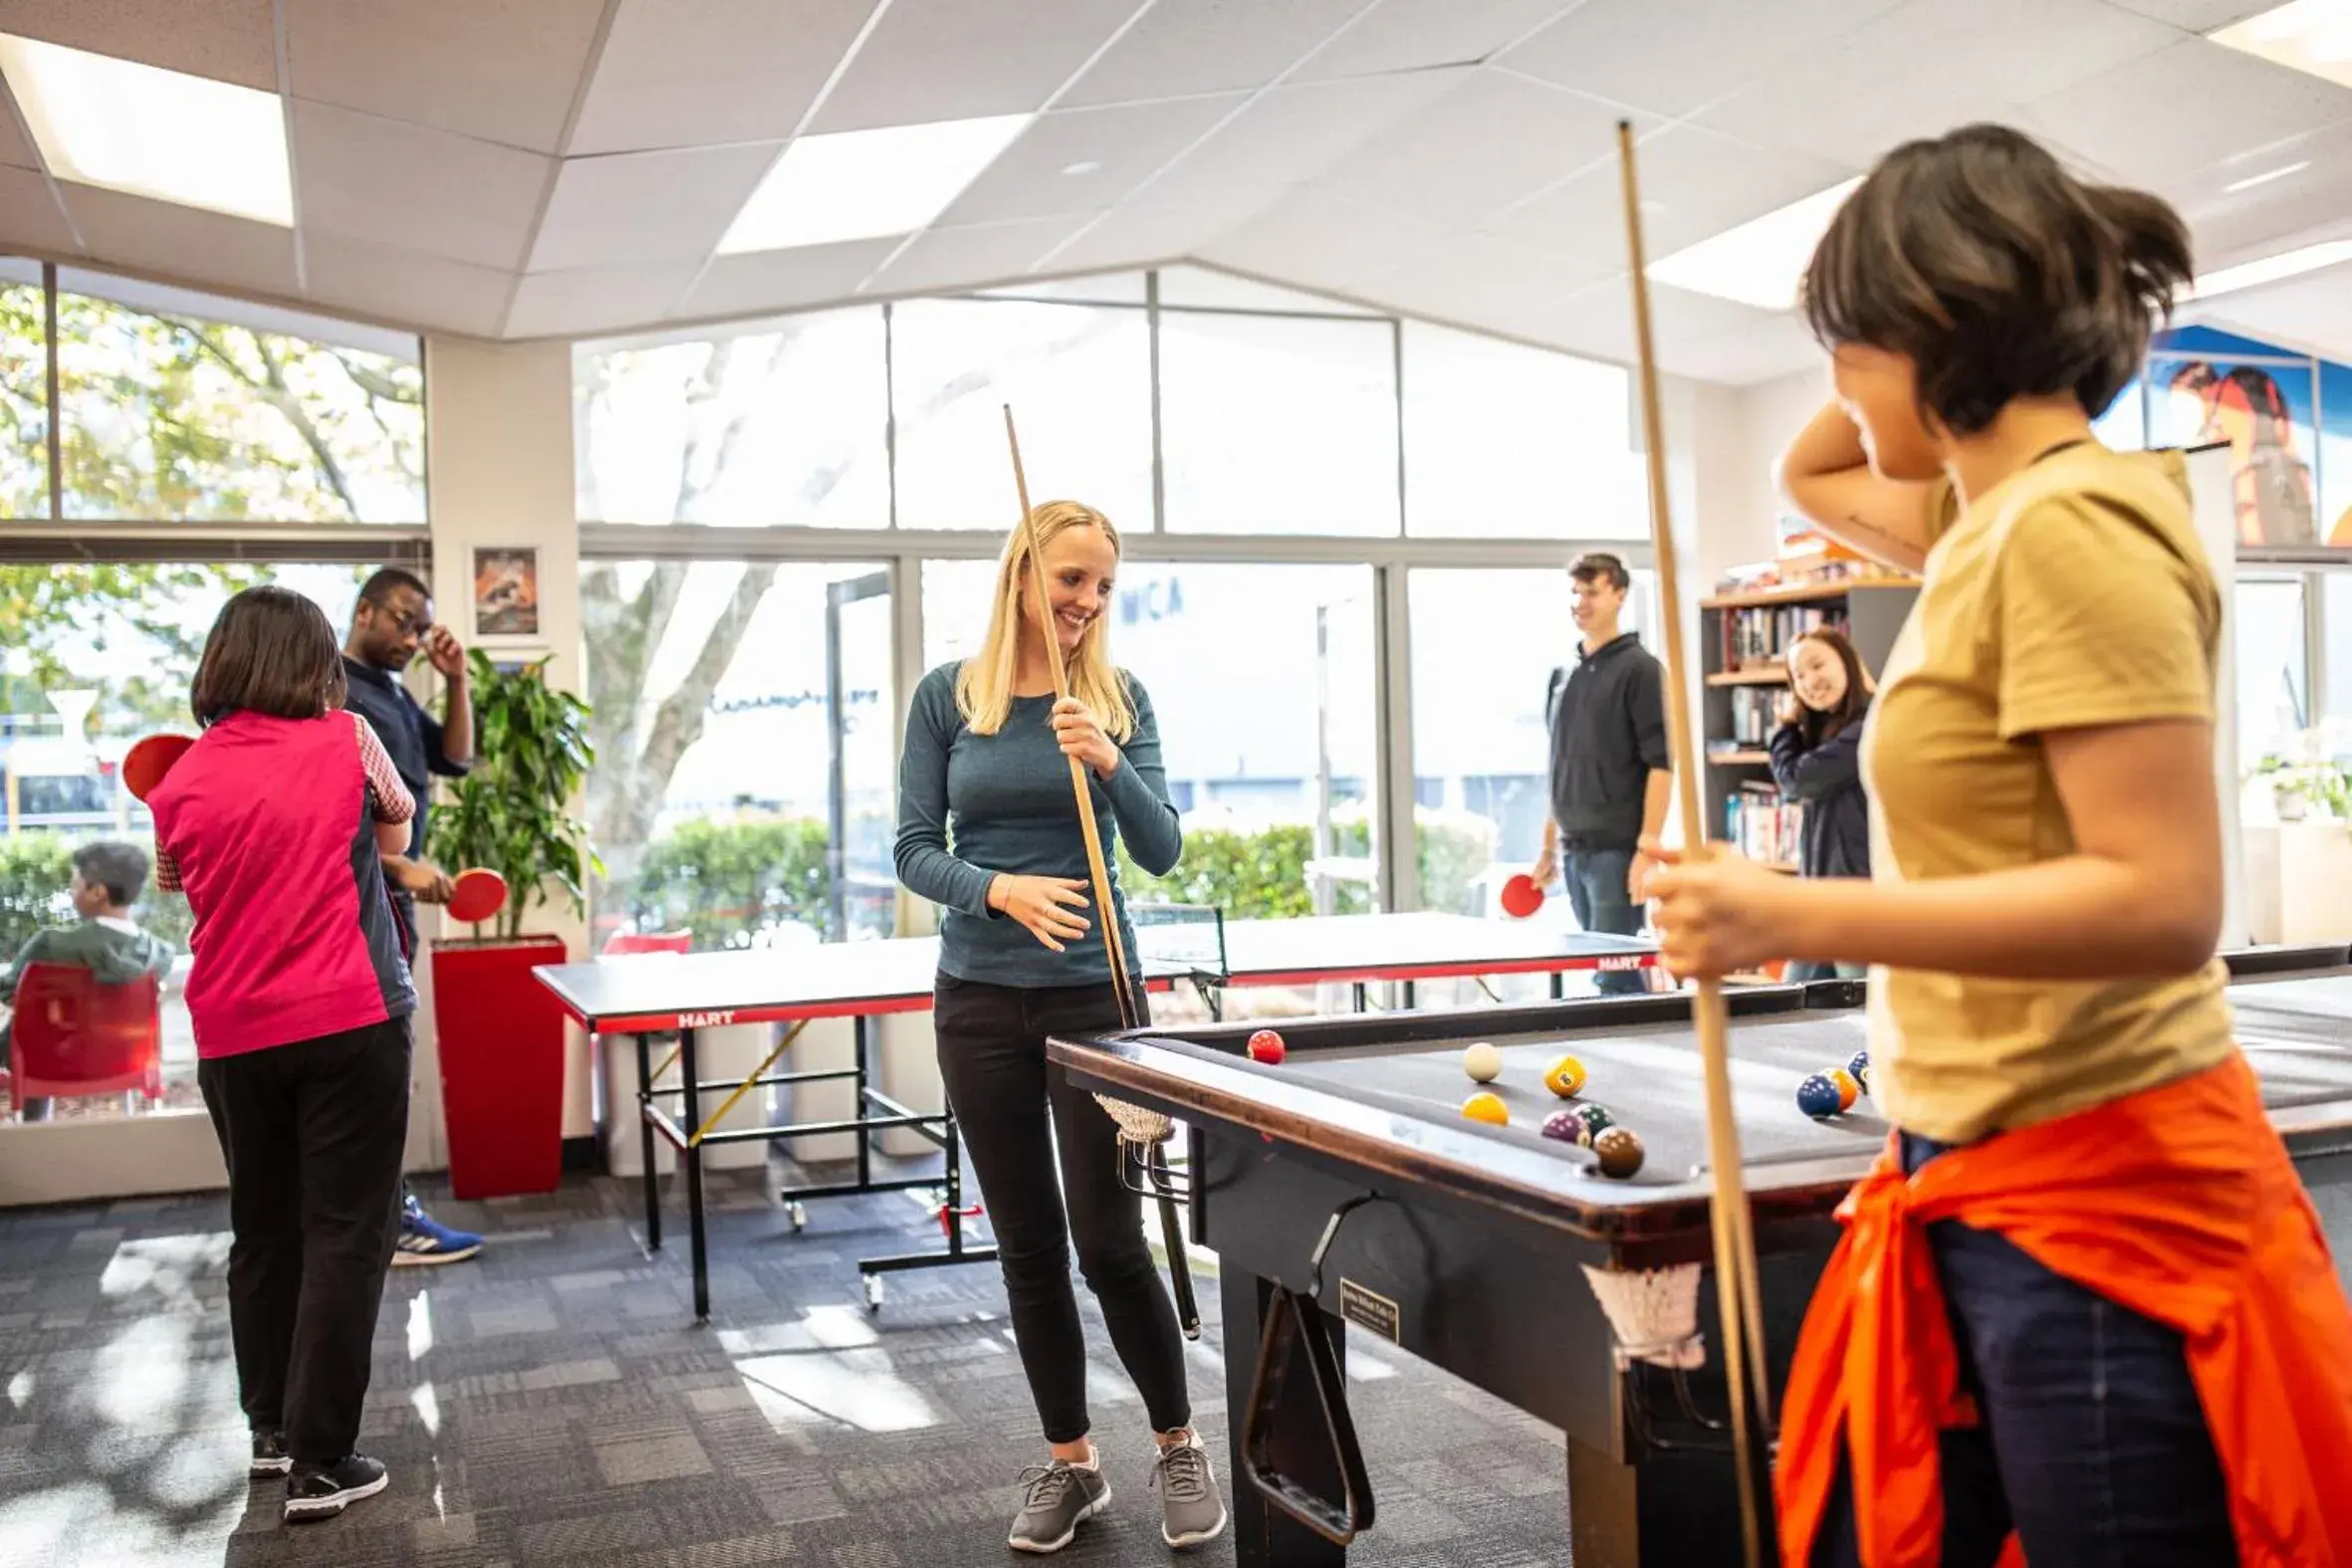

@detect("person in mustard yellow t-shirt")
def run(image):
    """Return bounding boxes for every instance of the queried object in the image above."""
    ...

[1644,124,2352,1568]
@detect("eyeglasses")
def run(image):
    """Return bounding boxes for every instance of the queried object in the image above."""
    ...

[366,600,431,637]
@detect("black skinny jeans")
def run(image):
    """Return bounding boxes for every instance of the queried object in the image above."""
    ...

[934,974,1191,1445]
[198,1015,412,1464]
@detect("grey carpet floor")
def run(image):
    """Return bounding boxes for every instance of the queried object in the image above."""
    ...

[0,1162,1573,1567]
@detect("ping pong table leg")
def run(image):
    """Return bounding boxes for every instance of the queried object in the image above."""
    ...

[855,1016,874,1191]
[637,1030,660,1252]
[678,1024,711,1324]
[1552,971,1566,1001]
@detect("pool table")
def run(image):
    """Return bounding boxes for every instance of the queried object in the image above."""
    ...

[1047,946,2352,1566]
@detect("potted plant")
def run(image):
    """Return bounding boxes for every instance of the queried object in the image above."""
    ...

[426,649,598,1199]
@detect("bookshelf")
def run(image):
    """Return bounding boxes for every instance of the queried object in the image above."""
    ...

[1700,575,1920,864]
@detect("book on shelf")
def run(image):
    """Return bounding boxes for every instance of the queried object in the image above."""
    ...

[1721,602,1848,672]
[1723,688,1786,748]
[1727,784,1803,867]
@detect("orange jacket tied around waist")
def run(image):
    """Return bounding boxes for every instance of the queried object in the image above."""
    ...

[1774,1051,2352,1568]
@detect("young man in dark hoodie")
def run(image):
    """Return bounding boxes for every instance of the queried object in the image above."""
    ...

[1,841,175,1118]
[1529,553,1670,995]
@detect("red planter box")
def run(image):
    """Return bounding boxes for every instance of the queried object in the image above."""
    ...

[429,935,570,1201]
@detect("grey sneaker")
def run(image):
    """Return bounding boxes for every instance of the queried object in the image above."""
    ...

[1008,1460,1111,1553]
[1150,1437,1228,1549]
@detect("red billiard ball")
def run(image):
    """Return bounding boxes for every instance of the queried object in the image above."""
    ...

[1248,1028,1287,1064]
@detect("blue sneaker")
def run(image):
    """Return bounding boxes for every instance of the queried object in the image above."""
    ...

[392,1195,482,1266]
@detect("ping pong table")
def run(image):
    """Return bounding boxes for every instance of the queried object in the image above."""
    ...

[533,910,1656,1323]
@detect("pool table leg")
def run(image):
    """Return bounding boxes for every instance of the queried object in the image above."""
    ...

[1567,1432,1767,1566]
[1222,1267,1349,1567]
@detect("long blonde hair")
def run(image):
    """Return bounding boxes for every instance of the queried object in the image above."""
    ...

[955,500,1136,741]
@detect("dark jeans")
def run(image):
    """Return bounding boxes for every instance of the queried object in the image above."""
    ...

[198,1016,413,1465]
[1811,1134,2235,1567]
[1562,844,1646,996]
[934,974,1191,1445]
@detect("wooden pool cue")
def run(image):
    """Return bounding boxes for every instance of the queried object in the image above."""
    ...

[1615,118,1772,1568]
[1002,404,1142,1031]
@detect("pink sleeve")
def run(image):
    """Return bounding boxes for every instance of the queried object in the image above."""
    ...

[352,714,416,823]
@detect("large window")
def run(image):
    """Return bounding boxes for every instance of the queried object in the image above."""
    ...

[55,271,423,524]
[921,558,1379,925]
[3,563,365,1126]
[1157,310,1401,536]
[1,258,46,518]
[2238,574,2310,775]
[582,560,896,952]
[575,309,888,529]
[1401,320,1645,540]
[889,299,1152,533]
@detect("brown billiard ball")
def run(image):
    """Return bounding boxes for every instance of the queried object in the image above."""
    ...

[1248,1028,1286,1064]
[1593,1126,1645,1179]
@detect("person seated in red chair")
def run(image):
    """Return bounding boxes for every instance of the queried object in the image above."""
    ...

[0,841,175,1120]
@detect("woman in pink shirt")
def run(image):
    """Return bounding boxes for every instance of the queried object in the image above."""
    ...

[148,585,419,1524]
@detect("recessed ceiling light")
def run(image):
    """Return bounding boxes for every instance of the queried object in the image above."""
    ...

[1646,177,1864,312]
[2188,238,2352,300]
[1061,159,1102,177]
[2209,1,2352,91]
[2223,158,2312,193]
[718,113,1033,255]
[0,31,292,226]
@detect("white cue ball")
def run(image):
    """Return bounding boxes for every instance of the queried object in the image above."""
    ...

[1463,1042,1503,1083]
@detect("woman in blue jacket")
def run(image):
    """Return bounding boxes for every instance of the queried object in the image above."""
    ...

[1768,626,1873,981]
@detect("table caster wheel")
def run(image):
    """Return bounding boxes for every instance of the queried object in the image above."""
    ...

[863,1274,886,1312]
[786,1201,808,1232]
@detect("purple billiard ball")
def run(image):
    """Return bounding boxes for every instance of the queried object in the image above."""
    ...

[1541,1109,1583,1144]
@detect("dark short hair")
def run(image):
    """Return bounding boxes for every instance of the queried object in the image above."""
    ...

[191,585,348,726]
[73,841,150,906]
[356,566,430,615]
[1799,123,2193,436]
[1569,553,1629,592]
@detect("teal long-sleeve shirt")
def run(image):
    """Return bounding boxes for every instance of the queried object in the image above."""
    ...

[894,661,1182,988]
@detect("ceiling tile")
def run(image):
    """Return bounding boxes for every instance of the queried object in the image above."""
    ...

[2101,1,2271,28]
[1488,122,1858,274]
[809,0,1138,135]
[2152,127,2352,269]
[677,238,899,320]
[284,0,605,153]
[1697,0,2179,166]
[0,161,72,251]
[1660,313,1823,385]
[866,213,1093,297]
[567,0,874,155]
[505,261,699,338]
[1501,0,1901,118]
[1041,186,1282,274]
[2188,263,2352,363]
[527,143,778,273]
[2024,39,2352,187]
[1365,229,1623,333]
[0,80,39,168]
[57,181,296,294]
[1293,0,1580,82]
[1139,68,1476,213]
[1538,275,1779,369]
[1199,190,1451,296]
[940,95,1248,226]
[1059,0,1372,109]
[0,0,278,90]
[294,100,551,272]
[1314,69,1661,228]
[302,230,513,336]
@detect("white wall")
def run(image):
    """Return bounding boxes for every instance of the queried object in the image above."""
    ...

[413,337,595,1157]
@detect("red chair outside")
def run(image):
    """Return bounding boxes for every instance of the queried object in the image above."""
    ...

[603,930,692,957]
[9,963,163,1115]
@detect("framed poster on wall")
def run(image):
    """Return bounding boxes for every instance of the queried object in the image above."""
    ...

[471,546,540,639]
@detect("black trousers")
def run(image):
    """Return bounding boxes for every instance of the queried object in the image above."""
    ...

[198,1015,413,1465]
[933,974,1191,1445]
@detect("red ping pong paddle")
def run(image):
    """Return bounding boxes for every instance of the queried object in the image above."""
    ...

[1500,873,1545,919]
[121,734,195,801]
[446,867,508,925]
